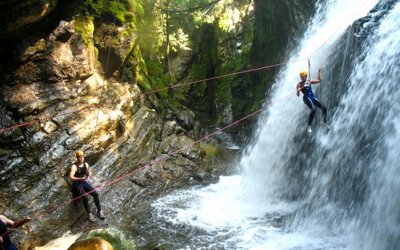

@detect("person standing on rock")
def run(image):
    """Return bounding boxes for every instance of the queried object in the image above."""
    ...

[69,150,105,222]
[0,214,31,250]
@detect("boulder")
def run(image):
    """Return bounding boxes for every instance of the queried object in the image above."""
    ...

[68,237,113,250]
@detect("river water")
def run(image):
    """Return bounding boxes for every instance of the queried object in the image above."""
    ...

[133,0,400,249]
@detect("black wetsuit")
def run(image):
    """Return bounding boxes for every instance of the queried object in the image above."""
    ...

[71,162,101,214]
[299,80,327,126]
[0,218,16,250]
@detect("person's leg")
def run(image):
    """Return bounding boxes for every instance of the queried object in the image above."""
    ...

[304,98,316,126]
[72,183,90,214]
[6,241,18,250]
[83,183,101,213]
[71,184,81,212]
[83,183,105,219]
[313,98,328,123]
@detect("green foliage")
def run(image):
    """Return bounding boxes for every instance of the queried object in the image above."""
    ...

[136,3,145,18]
[125,12,135,22]
[145,61,171,97]
[86,228,136,250]
[82,0,104,16]
[104,1,127,23]
[75,0,256,121]
[79,0,142,25]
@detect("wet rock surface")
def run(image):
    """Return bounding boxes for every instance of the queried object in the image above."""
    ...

[0,13,237,250]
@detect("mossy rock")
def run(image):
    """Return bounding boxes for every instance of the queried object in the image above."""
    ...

[198,143,221,159]
[74,16,95,45]
[86,228,136,250]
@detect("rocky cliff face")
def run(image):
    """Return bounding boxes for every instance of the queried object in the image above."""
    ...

[0,3,231,248]
[0,0,314,248]
[0,0,58,46]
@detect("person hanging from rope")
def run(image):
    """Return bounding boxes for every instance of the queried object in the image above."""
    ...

[69,150,105,222]
[296,68,328,133]
[0,214,31,250]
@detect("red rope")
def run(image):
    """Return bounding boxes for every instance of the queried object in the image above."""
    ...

[0,120,38,133]
[142,59,308,95]
[0,59,306,134]
[0,106,92,134]
[1,18,345,225]
[1,2,374,243]
[31,86,297,220]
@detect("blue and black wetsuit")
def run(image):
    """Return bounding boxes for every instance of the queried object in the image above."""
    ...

[72,162,101,214]
[299,80,327,126]
[0,218,17,250]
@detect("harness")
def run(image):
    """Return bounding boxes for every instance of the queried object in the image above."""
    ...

[299,80,315,100]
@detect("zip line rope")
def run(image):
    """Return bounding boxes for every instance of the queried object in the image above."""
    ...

[142,59,308,95]
[31,84,297,220]
[0,1,377,242]
[26,38,340,223]
[0,36,338,236]
[0,21,346,135]
[1,14,347,238]
[0,34,338,236]
[0,86,296,240]
[0,58,308,134]
[0,106,94,134]
[1,22,344,233]
[0,27,343,135]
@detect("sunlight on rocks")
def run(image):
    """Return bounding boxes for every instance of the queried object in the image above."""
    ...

[34,231,82,250]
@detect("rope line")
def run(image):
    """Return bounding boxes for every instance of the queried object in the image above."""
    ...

[31,85,297,220]
[0,106,93,134]
[1,1,375,241]
[93,0,119,138]
[0,58,307,134]
[142,58,308,95]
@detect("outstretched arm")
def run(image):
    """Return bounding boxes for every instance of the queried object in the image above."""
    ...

[0,215,14,227]
[310,68,322,84]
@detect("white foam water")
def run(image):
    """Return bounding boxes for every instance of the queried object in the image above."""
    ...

[149,0,395,249]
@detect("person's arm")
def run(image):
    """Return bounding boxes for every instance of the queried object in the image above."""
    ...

[86,163,91,178]
[69,165,87,182]
[12,217,31,229]
[0,215,14,227]
[310,68,322,84]
[296,83,301,96]
[0,215,15,242]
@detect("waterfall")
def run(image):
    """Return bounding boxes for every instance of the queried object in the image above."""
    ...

[240,0,379,198]
[240,0,400,249]
[145,0,400,249]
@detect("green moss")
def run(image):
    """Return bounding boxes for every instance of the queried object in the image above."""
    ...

[81,0,104,16]
[135,3,145,19]
[104,1,126,23]
[101,0,138,24]
[125,12,135,23]
[198,143,220,159]
[74,16,95,45]
[87,228,136,250]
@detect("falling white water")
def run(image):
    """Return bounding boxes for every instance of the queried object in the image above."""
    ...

[148,0,392,249]
[316,3,400,249]
[239,0,379,202]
